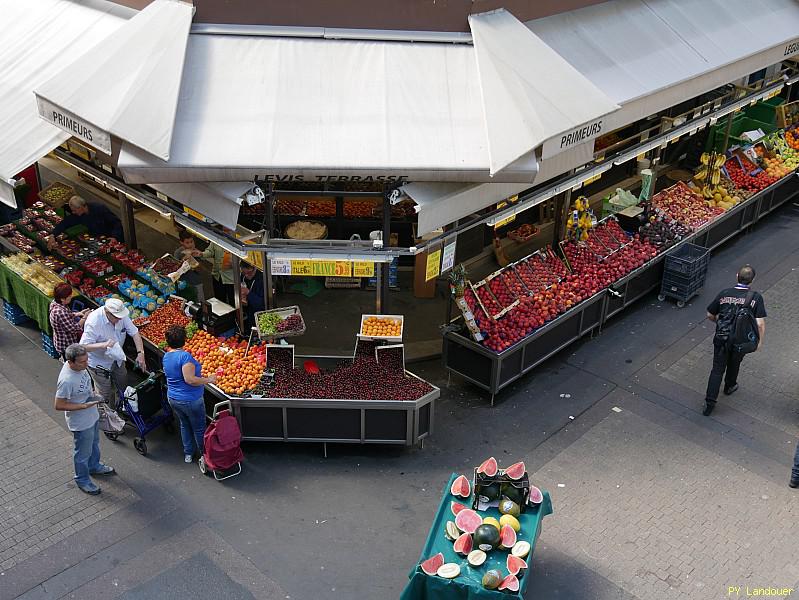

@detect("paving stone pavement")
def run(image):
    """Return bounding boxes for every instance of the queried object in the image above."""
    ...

[533,409,799,600]
[0,372,138,572]
[661,267,799,437]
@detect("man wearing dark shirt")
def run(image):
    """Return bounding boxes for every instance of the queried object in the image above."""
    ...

[703,265,766,416]
[240,262,265,330]
[46,195,124,249]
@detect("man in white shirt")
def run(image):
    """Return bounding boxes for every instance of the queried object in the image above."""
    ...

[80,298,147,408]
[54,343,115,494]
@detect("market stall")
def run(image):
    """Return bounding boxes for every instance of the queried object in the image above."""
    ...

[402,462,552,599]
[443,127,799,399]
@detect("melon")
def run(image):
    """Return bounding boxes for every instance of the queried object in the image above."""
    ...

[498,497,521,518]
[506,554,528,576]
[500,483,524,505]
[478,482,502,501]
[528,485,544,505]
[467,549,487,567]
[453,532,473,555]
[450,474,471,498]
[498,574,520,592]
[482,569,503,590]
[499,524,517,549]
[482,516,501,531]
[444,521,460,541]
[420,552,444,576]
[477,456,498,477]
[455,509,482,534]
[499,514,521,533]
[504,461,526,480]
[511,541,531,558]
[437,563,461,579]
[473,524,501,552]
[450,501,468,517]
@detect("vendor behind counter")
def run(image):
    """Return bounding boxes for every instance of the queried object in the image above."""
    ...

[47,195,124,248]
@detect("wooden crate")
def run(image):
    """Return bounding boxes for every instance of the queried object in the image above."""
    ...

[38,181,75,209]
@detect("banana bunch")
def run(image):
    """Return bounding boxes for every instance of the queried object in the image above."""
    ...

[696,152,726,197]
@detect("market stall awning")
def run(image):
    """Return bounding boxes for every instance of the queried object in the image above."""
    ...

[401,182,531,236]
[469,9,619,171]
[526,0,799,133]
[34,0,193,160]
[0,0,132,208]
[150,182,255,231]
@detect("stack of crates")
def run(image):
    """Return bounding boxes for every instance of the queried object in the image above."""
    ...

[41,332,60,359]
[659,243,710,307]
[2,301,30,325]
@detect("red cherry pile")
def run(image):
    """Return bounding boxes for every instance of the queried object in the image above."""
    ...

[276,314,304,333]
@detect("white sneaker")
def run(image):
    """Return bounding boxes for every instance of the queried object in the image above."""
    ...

[184,454,193,463]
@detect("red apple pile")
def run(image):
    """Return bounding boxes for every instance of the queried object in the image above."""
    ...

[515,254,559,294]
[499,269,528,300]
[475,283,502,317]
[488,274,517,310]
[543,246,568,278]
[463,288,489,320]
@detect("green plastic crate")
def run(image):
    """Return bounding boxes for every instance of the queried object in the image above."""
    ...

[743,97,784,126]
[705,116,778,153]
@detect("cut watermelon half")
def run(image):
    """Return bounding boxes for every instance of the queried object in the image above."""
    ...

[453,532,473,555]
[476,456,498,477]
[455,509,482,534]
[420,552,444,576]
[499,524,517,549]
[506,554,528,576]
[450,474,471,498]
[504,461,526,480]
[450,501,468,517]
[528,485,543,505]
[498,574,520,592]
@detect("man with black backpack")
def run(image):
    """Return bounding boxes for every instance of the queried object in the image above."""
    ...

[702,265,766,417]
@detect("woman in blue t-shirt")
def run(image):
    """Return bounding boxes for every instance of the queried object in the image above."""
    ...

[163,325,217,463]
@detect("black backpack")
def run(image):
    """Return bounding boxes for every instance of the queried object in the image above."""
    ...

[724,290,760,353]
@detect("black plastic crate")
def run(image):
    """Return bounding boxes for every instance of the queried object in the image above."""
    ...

[2,301,30,325]
[664,243,709,277]
[660,275,704,301]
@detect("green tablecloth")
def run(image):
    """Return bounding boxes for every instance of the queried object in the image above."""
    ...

[0,261,53,336]
[400,473,553,600]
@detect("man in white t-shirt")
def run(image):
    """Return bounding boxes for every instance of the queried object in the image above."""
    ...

[54,344,116,495]
[80,298,147,409]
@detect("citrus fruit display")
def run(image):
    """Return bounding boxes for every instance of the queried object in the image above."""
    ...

[183,330,266,396]
[361,316,402,337]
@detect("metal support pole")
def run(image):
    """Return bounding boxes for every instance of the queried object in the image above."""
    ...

[380,192,392,313]
[720,112,735,154]
[117,191,137,249]
[263,250,274,310]
[231,254,244,333]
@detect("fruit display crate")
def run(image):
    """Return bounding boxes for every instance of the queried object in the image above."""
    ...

[209,355,439,447]
[358,313,404,342]
[254,306,306,340]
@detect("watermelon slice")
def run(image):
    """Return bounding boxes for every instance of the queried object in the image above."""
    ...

[455,509,482,534]
[528,485,543,505]
[420,552,444,576]
[476,456,498,477]
[498,574,520,592]
[450,501,468,517]
[506,554,528,576]
[453,532,473,555]
[450,474,471,498]
[499,524,517,549]
[504,461,526,480]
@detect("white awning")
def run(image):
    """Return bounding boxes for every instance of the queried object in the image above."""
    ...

[0,0,132,207]
[150,182,254,230]
[469,9,618,171]
[34,0,193,160]
[401,182,531,236]
[527,0,799,133]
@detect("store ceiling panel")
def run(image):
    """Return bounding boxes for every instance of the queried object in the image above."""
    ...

[526,0,799,132]
[149,181,254,231]
[0,0,132,208]
[34,0,193,161]
[401,182,531,236]
[468,9,619,172]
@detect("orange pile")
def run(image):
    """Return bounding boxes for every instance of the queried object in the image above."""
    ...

[786,129,799,151]
[361,316,402,337]
[762,156,793,179]
[183,330,265,396]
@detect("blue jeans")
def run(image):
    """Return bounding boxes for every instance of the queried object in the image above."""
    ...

[169,398,206,456]
[73,421,101,487]
[792,440,799,481]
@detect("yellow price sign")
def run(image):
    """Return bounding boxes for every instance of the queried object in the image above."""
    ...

[242,237,264,269]
[291,260,313,276]
[493,214,516,229]
[425,249,441,281]
[353,261,375,277]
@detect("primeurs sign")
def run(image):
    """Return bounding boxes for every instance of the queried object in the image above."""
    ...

[36,97,112,155]
[541,118,604,160]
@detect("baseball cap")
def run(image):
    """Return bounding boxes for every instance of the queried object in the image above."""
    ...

[104,298,130,319]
